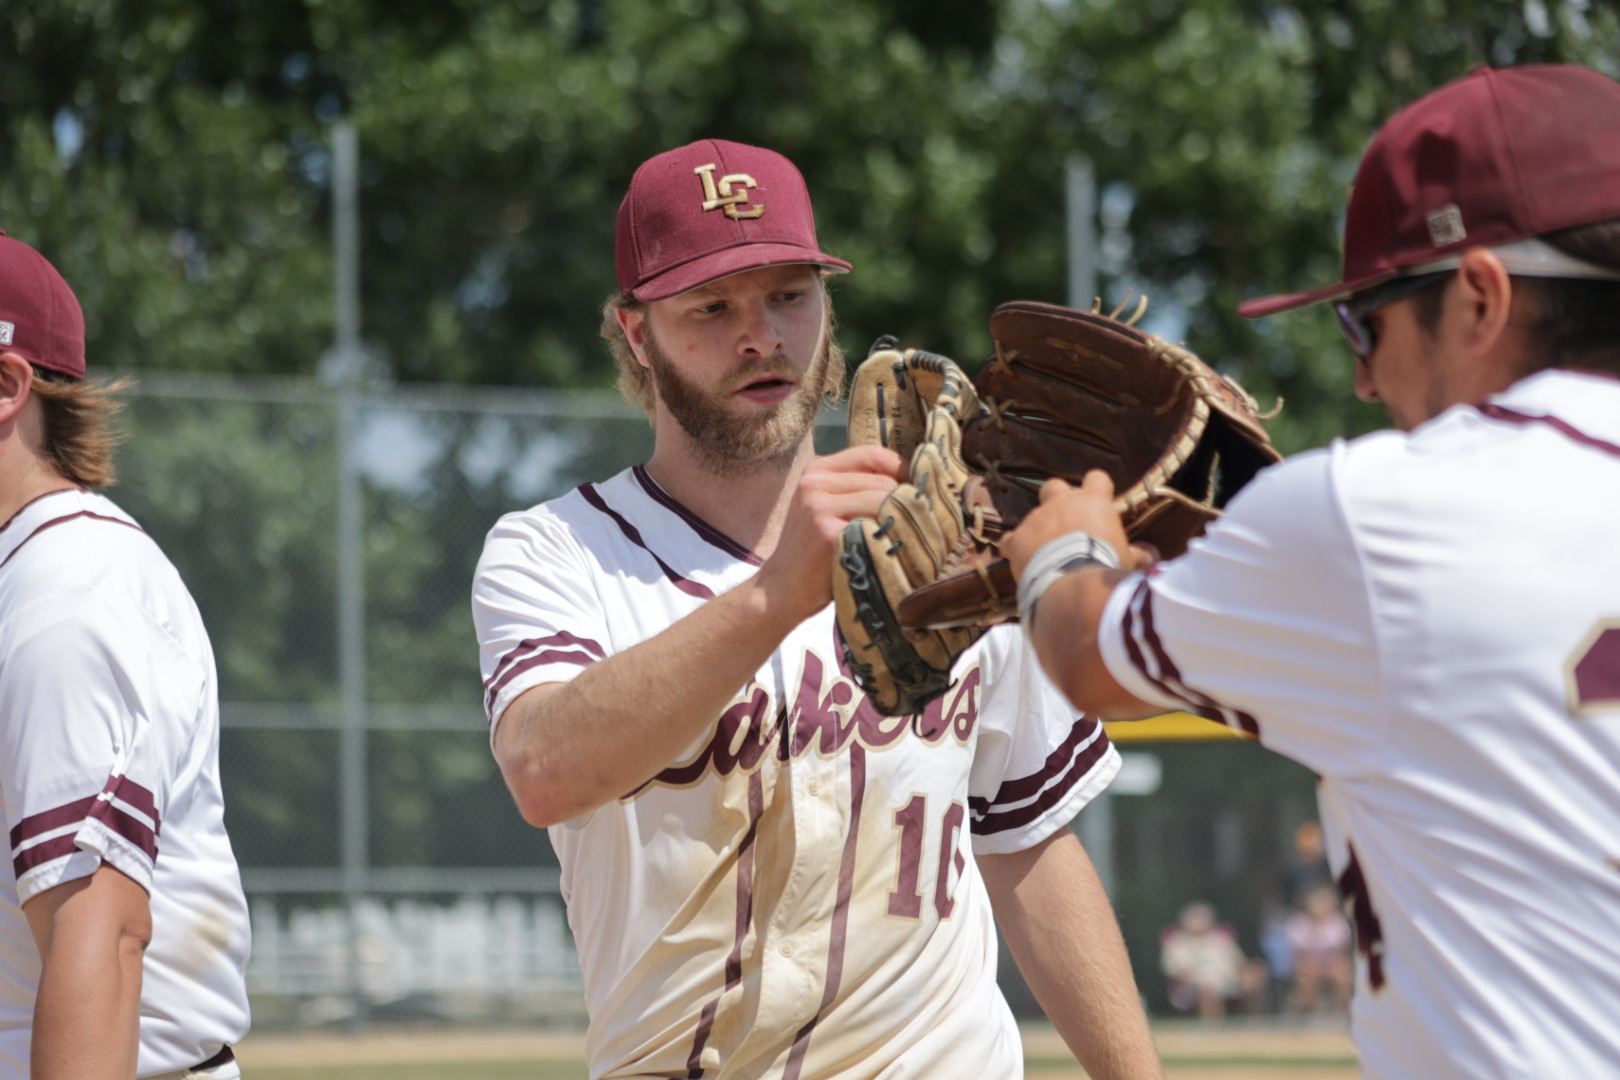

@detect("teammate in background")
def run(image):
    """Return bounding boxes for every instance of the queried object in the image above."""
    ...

[0,233,250,1079]
[1002,65,1620,1078]
[473,140,1162,1079]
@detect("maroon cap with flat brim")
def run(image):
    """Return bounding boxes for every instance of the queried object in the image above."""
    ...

[0,230,86,379]
[615,139,851,302]
[1240,65,1620,318]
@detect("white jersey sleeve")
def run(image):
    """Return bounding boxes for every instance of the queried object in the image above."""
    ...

[966,626,1118,855]
[474,507,616,730]
[1,587,204,904]
[1097,444,1392,775]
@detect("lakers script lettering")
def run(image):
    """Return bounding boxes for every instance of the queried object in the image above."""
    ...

[636,651,981,794]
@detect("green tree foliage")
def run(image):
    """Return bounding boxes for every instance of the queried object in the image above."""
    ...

[6,0,1615,446]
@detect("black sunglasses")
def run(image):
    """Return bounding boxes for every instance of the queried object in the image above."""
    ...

[1332,271,1454,357]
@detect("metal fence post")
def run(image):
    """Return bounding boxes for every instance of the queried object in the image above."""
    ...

[330,117,370,1029]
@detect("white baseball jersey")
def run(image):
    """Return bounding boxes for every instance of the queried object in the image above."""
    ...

[474,465,1119,1080]
[1099,368,1620,1079]
[0,490,251,1079]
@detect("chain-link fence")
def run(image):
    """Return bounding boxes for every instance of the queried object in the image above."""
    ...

[112,372,1323,1031]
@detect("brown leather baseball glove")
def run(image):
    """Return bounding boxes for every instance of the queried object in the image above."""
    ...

[894,298,1282,629]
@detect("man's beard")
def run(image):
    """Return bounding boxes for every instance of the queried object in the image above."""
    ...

[644,325,832,473]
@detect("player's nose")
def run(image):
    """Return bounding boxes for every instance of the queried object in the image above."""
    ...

[1353,353,1379,403]
[735,299,786,358]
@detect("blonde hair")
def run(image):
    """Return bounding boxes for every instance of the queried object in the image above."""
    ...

[30,374,129,488]
[599,277,848,420]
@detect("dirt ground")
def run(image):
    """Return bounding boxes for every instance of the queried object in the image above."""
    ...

[238,1019,1360,1078]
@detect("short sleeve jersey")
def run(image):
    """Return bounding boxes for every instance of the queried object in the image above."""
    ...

[474,465,1118,1080]
[1098,370,1620,1080]
[0,490,251,1078]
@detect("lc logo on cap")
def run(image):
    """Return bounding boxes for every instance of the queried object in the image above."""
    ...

[0,321,13,347]
[695,164,765,220]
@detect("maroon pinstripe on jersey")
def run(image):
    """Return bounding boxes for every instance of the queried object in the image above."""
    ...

[1476,402,1620,458]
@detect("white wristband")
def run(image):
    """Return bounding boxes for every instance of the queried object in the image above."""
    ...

[1018,531,1122,638]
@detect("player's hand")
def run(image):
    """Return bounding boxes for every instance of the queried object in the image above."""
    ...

[754,444,906,622]
[1003,470,1150,578]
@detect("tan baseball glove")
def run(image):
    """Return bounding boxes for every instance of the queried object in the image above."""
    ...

[895,298,1283,629]
[832,340,1000,717]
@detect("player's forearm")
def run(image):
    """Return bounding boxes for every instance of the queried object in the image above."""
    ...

[26,870,149,1080]
[1030,567,1157,719]
[495,575,805,826]
[981,832,1164,1080]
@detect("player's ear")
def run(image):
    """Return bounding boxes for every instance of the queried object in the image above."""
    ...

[616,305,652,370]
[0,352,34,425]
[1453,248,1515,356]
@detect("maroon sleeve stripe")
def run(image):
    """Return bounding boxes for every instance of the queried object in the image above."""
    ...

[0,510,145,571]
[12,803,158,879]
[578,482,716,600]
[1477,404,1620,458]
[634,466,762,566]
[103,774,158,824]
[484,648,599,714]
[1126,579,1261,738]
[971,726,1113,836]
[12,834,81,877]
[486,631,605,692]
[978,715,1102,808]
[10,795,98,848]
[9,775,160,850]
[87,799,159,860]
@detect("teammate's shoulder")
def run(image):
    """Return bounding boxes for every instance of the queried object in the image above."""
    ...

[1,490,157,582]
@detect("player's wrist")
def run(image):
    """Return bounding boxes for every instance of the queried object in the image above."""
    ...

[1017,531,1121,638]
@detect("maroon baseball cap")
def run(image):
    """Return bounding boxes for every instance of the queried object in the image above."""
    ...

[0,230,86,380]
[1241,65,1620,318]
[615,139,852,302]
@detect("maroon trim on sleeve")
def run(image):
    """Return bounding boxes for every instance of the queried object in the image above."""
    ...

[10,775,161,877]
[484,631,605,713]
[970,723,1112,836]
[104,773,158,825]
[975,715,1103,809]
[686,769,766,1078]
[634,466,763,566]
[579,482,718,599]
[0,510,145,571]
[9,795,97,849]
[1125,579,1261,738]
[87,797,159,860]
[1477,404,1620,458]
[12,834,80,877]
[782,744,868,1079]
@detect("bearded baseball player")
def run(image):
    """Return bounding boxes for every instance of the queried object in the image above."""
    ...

[0,233,250,1079]
[1003,65,1620,1078]
[472,140,1162,1079]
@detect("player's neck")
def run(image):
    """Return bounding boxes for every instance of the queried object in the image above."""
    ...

[0,446,76,527]
[643,436,814,557]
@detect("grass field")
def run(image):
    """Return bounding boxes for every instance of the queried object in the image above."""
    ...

[237,1021,1360,1079]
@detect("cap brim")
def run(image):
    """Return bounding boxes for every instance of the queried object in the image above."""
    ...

[631,244,852,302]
[1238,268,1407,319]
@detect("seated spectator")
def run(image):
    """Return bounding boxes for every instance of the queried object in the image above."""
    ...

[1285,885,1354,1016]
[1160,901,1268,1020]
